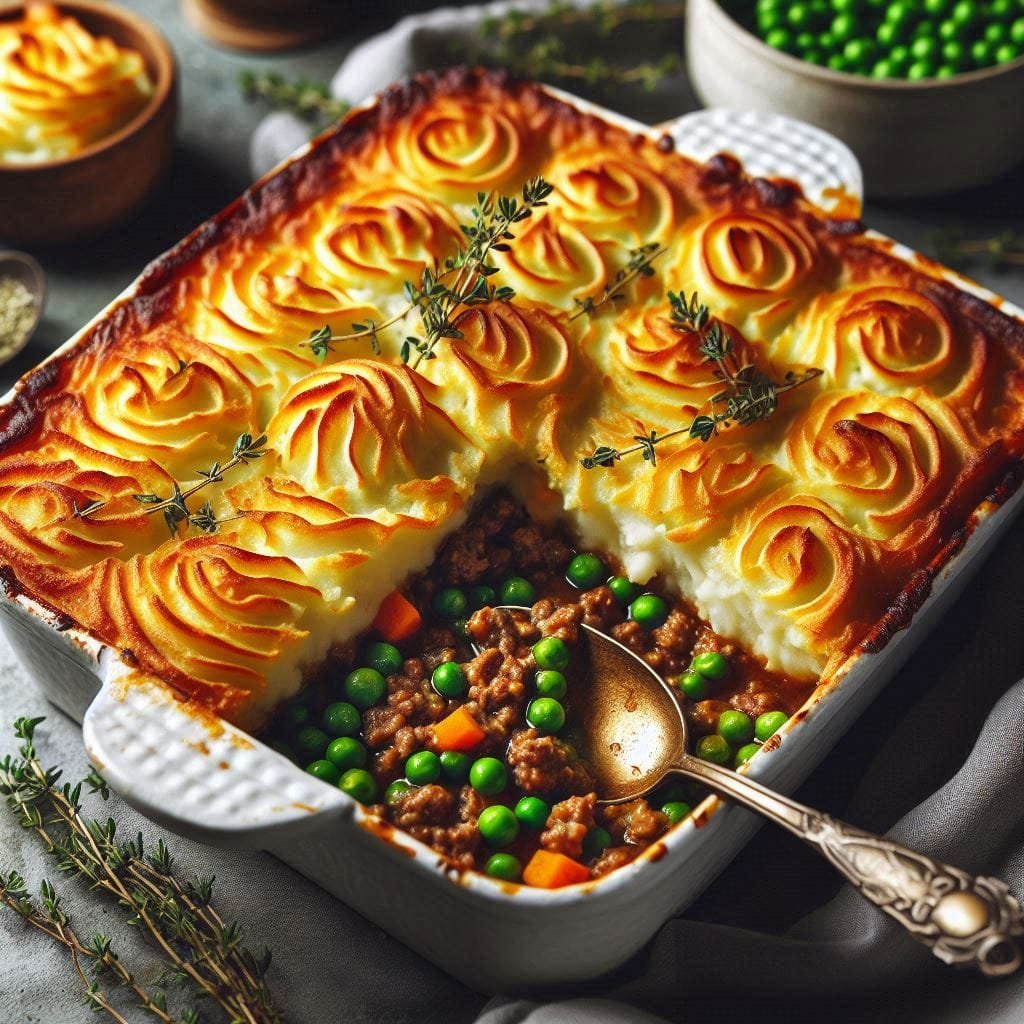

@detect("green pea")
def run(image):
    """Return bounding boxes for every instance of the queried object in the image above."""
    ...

[922,0,949,14]
[827,52,849,69]
[950,0,977,26]
[994,42,1020,61]
[871,58,896,75]
[885,1,914,26]
[718,709,755,744]
[440,750,472,783]
[765,26,794,49]
[293,726,330,761]
[278,702,312,734]
[758,7,787,31]
[433,587,468,619]
[326,736,367,772]
[735,743,761,767]
[796,30,817,49]
[757,0,785,15]
[697,734,732,765]
[936,62,959,75]
[628,594,669,628]
[339,768,377,804]
[890,43,911,67]
[913,19,937,39]
[983,22,1008,44]
[385,779,412,806]
[608,576,640,604]
[533,636,571,671]
[431,661,468,698]
[363,641,403,677]
[467,584,497,610]
[804,47,826,62]
[938,18,963,40]
[907,58,936,76]
[876,20,902,45]
[527,697,566,734]
[787,3,813,28]
[831,12,860,41]
[535,669,568,699]
[469,757,507,796]
[305,759,341,784]
[820,30,837,49]
[582,826,612,860]
[843,36,876,64]
[910,36,938,61]
[485,852,522,881]
[478,805,519,846]
[1010,18,1024,44]
[343,667,386,710]
[662,801,692,825]
[515,795,550,830]
[676,670,709,700]
[566,552,607,589]
[755,710,789,741]
[970,38,993,65]
[691,651,729,680]
[500,576,535,605]
[992,0,1015,19]
[405,750,441,785]
[941,39,966,65]
[322,701,361,738]
[830,0,860,13]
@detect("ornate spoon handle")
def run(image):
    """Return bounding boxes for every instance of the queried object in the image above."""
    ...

[671,754,1024,977]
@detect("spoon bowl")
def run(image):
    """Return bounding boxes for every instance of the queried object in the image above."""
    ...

[0,250,45,364]
[482,605,1023,976]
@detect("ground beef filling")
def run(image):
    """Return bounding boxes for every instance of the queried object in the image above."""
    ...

[306,491,815,883]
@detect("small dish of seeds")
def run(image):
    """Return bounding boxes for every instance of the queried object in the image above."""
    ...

[0,251,45,368]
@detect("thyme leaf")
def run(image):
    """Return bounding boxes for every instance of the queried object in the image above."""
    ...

[579,290,822,469]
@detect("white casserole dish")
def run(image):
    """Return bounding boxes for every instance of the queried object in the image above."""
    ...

[2,87,1023,992]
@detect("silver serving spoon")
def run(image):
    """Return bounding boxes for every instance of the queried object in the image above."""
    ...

[481,607,1023,977]
[0,250,45,367]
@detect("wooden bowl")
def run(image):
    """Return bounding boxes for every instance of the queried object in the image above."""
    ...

[182,0,344,51]
[0,1,177,245]
[686,0,1024,198]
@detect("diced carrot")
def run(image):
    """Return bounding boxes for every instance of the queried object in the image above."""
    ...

[522,850,591,889]
[372,591,422,644]
[431,706,486,752]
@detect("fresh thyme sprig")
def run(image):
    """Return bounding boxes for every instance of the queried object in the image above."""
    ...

[579,290,822,469]
[570,243,664,321]
[469,0,686,91]
[299,178,553,367]
[239,70,350,129]
[0,717,282,1024]
[406,179,553,368]
[73,433,265,537]
[931,226,1024,270]
[1,872,191,1024]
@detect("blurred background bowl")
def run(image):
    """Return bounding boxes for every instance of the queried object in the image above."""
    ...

[0,0,177,245]
[182,0,344,51]
[686,0,1024,198]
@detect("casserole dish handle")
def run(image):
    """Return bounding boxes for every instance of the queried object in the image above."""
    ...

[661,108,864,217]
[82,656,348,848]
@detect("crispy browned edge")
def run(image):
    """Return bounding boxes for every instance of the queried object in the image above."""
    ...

[0,64,1021,672]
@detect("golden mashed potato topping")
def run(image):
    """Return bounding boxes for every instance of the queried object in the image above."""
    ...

[0,2,152,164]
[0,69,1021,729]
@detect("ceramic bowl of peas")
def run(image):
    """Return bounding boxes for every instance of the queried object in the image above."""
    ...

[686,0,1024,196]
